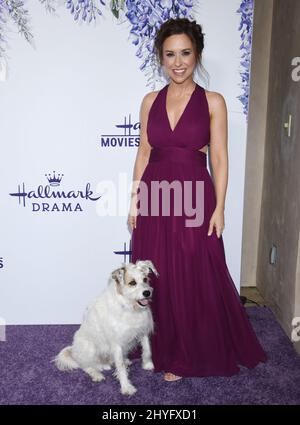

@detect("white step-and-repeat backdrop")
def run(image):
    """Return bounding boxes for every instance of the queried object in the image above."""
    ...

[0,0,253,324]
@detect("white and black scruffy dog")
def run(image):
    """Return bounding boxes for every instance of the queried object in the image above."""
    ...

[53,260,159,396]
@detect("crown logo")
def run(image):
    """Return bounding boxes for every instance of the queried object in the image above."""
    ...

[45,171,64,187]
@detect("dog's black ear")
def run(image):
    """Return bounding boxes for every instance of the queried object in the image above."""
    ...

[111,267,125,285]
[148,261,159,277]
[136,260,159,277]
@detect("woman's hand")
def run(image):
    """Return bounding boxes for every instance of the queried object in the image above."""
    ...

[127,194,138,232]
[208,207,225,238]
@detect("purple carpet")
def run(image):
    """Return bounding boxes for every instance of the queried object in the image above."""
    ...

[1,307,300,405]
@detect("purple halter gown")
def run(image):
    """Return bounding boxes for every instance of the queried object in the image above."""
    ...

[129,82,267,377]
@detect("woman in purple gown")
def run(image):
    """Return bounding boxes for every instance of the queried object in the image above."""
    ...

[127,18,267,381]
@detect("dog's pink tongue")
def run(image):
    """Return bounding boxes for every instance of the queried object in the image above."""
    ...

[139,298,150,306]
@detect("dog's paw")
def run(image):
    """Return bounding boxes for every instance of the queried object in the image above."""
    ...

[98,363,112,371]
[121,383,137,396]
[125,358,132,366]
[142,360,154,370]
[102,364,112,370]
[91,372,105,382]
[84,368,105,382]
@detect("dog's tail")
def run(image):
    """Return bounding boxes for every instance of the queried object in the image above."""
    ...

[52,346,79,371]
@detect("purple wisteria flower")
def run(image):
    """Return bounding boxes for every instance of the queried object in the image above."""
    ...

[39,0,57,14]
[124,0,194,88]
[236,0,254,119]
[66,0,106,22]
[0,0,254,109]
[0,0,34,61]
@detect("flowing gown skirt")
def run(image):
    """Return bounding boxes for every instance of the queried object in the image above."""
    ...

[129,146,267,377]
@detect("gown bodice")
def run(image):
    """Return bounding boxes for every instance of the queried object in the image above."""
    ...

[146,82,210,151]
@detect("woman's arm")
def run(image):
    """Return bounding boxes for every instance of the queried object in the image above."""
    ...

[130,92,155,194]
[206,91,228,237]
[128,91,156,231]
[208,91,228,212]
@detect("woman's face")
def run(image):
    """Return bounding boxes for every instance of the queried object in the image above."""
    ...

[162,33,197,82]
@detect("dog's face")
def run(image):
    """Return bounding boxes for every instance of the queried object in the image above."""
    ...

[111,260,159,310]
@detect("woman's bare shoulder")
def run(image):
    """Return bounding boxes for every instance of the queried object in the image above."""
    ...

[141,89,161,113]
[204,89,227,116]
[204,89,226,106]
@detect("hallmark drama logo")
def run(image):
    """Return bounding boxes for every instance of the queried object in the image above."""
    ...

[9,171,102,212]
[100,114,140,148]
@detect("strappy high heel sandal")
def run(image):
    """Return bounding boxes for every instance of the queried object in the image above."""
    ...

[164,372,183,381]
